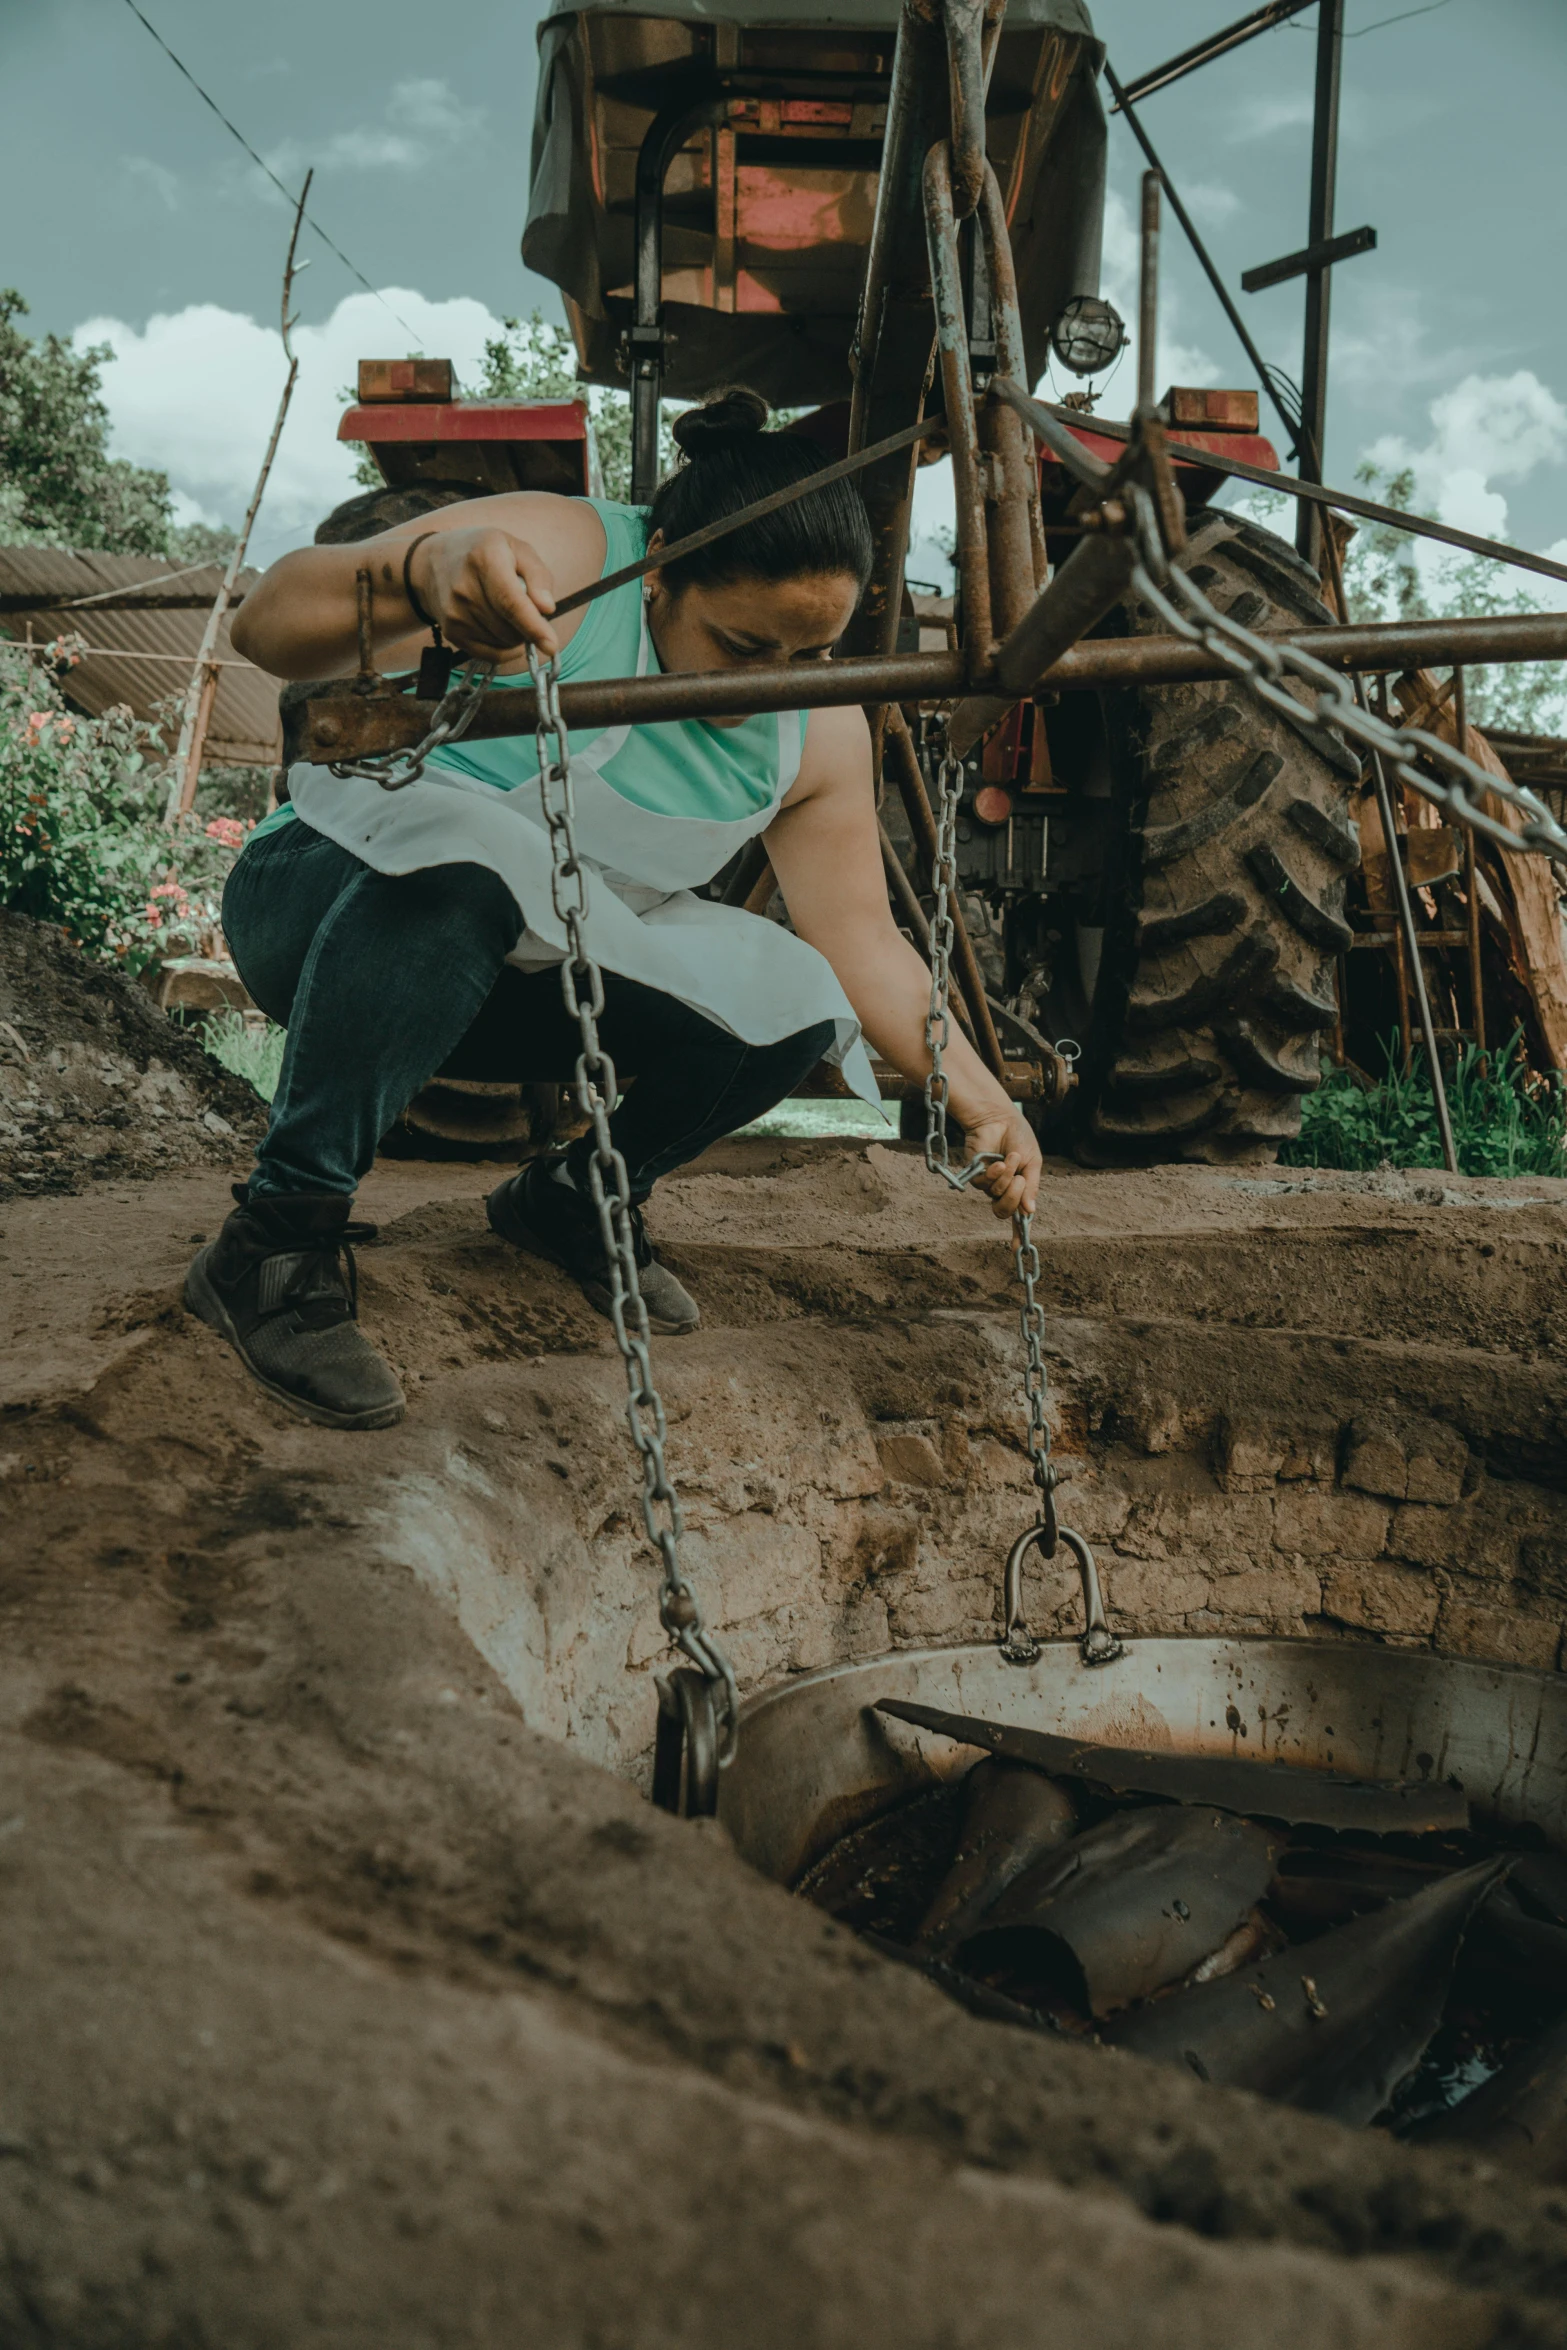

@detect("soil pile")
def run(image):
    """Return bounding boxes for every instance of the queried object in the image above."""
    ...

[0,911,262,1200]
[4,1148,1567,2344]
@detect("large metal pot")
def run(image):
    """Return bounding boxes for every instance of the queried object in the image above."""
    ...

[719,1632,1567,1888]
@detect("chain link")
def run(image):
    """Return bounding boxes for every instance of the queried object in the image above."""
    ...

[922,742,1007,1195]
[1123,485,1567,862]
[921,727,1057,1512]
[527,647,740,1757]
[328,656,495,792]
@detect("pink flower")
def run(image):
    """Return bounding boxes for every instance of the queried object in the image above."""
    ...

[23,711,50,744]
[54,719,75,744]
[203,816,247,848]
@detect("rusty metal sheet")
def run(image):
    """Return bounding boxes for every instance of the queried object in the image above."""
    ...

[874,1699,1470,1834]
[0,546,278,766]
[1106,1858,1507,2126]
[959,1805,1281,2018]
[915,1757,1077,1954]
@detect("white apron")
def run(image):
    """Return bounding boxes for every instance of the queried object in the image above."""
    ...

[286,635,882,1107]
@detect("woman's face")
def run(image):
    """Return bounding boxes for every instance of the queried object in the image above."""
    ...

[644,553,862,727]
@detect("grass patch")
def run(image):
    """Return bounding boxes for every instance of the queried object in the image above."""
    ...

[203,1008,285,1103]
[738,1095,898,1140]
[1281,1035,1567,1179]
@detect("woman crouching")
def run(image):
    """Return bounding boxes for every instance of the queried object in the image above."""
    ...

[194,389,1041,1428]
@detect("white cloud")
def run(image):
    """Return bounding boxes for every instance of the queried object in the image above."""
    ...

[266,77,484,179]
[75,288,511,565]
[1224,92,1314,144]
[1183,181,1241,229]
[123,156,179,211]
[1363,369,1567,541]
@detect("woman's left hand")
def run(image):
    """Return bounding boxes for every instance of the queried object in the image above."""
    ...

[960,1105,1042,1222]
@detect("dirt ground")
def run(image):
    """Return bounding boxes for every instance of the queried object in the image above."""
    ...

[4,917,1567,2345]
[5,1100,1567,2345]
[0,913,263,1201]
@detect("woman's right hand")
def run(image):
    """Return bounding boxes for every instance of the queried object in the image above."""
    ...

[406,527,559,660]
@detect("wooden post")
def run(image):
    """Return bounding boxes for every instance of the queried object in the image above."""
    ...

[164,171,312,827]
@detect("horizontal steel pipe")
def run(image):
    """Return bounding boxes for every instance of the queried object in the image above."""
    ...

[296,609,1567,761]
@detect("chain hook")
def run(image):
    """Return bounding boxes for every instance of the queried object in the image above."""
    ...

[526,642,740,1772]
[1002,1519,1123,1669]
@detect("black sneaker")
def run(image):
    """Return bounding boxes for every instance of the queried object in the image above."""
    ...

[184,1187,406,1430]
[486,1158,700,1335]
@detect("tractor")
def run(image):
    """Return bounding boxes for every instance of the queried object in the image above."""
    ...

[334,0,1361,1163]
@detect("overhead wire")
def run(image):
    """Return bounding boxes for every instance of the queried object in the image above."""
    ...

[118,0,422,346]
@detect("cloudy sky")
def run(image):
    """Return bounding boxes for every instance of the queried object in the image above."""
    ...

[2,0,1563,580]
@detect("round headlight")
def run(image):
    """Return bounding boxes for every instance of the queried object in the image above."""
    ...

[1051,296,1128,378]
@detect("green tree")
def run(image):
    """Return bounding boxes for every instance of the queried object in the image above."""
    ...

[1338,462,1566,735]
[476,311,671,503]
[0,289,174,554]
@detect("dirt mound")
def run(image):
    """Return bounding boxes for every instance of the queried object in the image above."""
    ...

[0,912,263,1200]
[5,1149,1567,2345]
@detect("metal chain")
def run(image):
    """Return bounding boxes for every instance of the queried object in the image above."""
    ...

[329,656,495,792]
[922,742,1007,1194]
[921,730,1051,1495]
[527,646,740,1756]
[922,725,1119,1664]
[1123,485,1567,861]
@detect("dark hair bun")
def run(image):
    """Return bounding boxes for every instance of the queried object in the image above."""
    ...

[672,387,770,459]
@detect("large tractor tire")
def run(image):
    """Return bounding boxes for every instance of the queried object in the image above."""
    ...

[1069,508,1361,1164]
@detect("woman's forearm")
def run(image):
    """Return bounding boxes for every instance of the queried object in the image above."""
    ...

[230,542,426,678]
[827,926,1010,1125]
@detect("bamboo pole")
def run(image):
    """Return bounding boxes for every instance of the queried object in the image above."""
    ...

[164,170,312,827]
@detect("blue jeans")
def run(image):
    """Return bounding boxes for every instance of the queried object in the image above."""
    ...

[222,819,835,1201]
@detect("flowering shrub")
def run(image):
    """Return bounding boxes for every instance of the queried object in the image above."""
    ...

[0,642,250,974]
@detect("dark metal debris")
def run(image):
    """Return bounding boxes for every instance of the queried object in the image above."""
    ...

[915,1758,1078,1955]
[873,1700,1470,1834]
[1104,1857,1507,2127]
[1410,2013,1567,2179]
[956,1806,1281,2018]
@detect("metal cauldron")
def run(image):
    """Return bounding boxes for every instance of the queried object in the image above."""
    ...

[717,1604,1567,1889]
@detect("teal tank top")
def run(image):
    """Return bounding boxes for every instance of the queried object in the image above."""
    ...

[255,499,802,841]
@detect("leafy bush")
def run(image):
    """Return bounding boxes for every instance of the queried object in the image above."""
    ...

[1282,1034,1567,1178]
[0,642,247,974]
[0,289,175,555]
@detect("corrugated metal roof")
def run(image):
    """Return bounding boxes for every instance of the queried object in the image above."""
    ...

[0,546,281,766]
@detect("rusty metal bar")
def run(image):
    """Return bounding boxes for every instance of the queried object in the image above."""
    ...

[946,532,1138,757]
[1454,666,1487,1052]
[295,610,1567,763]
[942,0,988,218]
[1020,391,1567,595]
[978,169,1047,592]
[556,408,947,621]
[1138,171,1161,412]
[923,140,992,665]
[1110,2,1316,111]
[843,0,951,660]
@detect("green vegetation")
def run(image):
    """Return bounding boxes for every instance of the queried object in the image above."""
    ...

[0,288,236,562]
[0,644,246,973]
[1282,1035,1567,1178]
[202,1007,285,1102]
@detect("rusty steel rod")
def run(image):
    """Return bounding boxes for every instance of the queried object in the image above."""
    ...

[1138,171,1161,412]
[296,610,1567,763]
[924,140,992,665]
[1009,383,1567,594]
